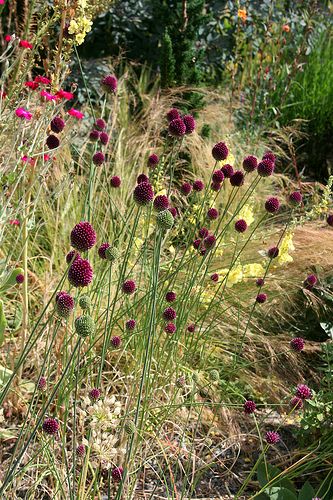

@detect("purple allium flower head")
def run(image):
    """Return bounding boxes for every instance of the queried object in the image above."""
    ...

[38,376,47,391]
[193,239,201,250]
[165,322,176,334]
[211,181,222,192]
[235,219,248,233]
[71,221,96,252]
[111,466,123,482]
[137,173,149,184]
[204,234,216,249]
[126,319,136,331]
[46,134,60,149]
[221,164,234,178]
[244,400,256,414]
[98,242,110,259]
[133,182,154,206]
[262,151,276,164]
[211,273,219,282]
[89,388,101,400]
[256,293,267,304]
[166,291,176,302]
[258,159,274,177]
[167,108,180,122]
[183,114,196,134]
[99,132,109,145]
[327,214,333,227]
[207,208,219,220]
[265,431,280,445]
[111,335,121,348]
[289,191,302,206]
[290,396,303,410]
[55,291,74,318]
[89,129,100,141]
[268,246,279,259]
[42,417,59,435]
[212,170,224,183]
[199,227,209,238]
[290,337,305,352]
[66,249,80,264]
[101,75,118,93]
[256,278,265,287]
[16,273,24,284]
[95,118,106,130]
[181,182,192,196]
[265,197,280,213]
[154,195,169,212]
[168,207,178,218]
[187,323,195,333]
[122,279,136,295]
[296,384,312,400]
[76,444,85,457]
[110,176,121,188]
[68,258,93,287]
[163,307,177,321]
[304,274,317,289]
[92,151,105,166]
[212,142,228,161]
[243,155,258,173]
[169,118,186,137]
[193,180,204,192]
[51,116,65,133]
[230,170,245,187]
[148,153,159,168]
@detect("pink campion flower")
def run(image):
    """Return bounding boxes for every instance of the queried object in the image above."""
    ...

[56,89,74,100]
[34,75,51,84]
[19,40,33,49]
[4,35,12,42]
[0,1,5,5]
[21,156,36,166]
[40,89,57,101]
[9,219,20,226]
[43,154,51,161]
[25,81,39,90]
[16,107,32,120]
[68,108,84,119]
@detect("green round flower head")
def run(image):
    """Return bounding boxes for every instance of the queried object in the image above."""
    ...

[75,315,95,338]
[209,369,219,382]
[105,246,120,263]
[79,295,91,310]
[156,210,174,230]
[124,420,136,436]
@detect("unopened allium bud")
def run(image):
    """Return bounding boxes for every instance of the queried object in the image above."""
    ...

[105,246,120,263]
[209,369,219,381]
[79,295,91,310]
[75,315,95,337]
[156,210,174,230]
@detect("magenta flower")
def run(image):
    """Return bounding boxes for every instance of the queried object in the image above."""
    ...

[296,384,312,400]
[265,431,280,445]
[40,90,57,101]
[56,89,74,100]
[71,221,96,252]
[212,142,228,161]
[244,400,256,414]
[290,337,305,352]
[15,107,32,120]
[68,108,84,119]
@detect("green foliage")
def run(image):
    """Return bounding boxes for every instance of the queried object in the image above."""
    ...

[160,29,175,88]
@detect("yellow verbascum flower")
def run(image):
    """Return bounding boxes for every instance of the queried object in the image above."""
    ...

[219,153,235,167]
[238,204,255,226]
[277,231,295,265]
[218,264,243,288]
[68,16,92,46]
[242,263,265,279]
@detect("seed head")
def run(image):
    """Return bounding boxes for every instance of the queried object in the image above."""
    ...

[75,315,95,337]
[124,420,136,435]
[209,369,219,381]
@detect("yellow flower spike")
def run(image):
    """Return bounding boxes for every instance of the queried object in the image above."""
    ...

[238,204,255,226]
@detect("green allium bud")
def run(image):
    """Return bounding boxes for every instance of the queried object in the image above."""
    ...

[105,246,120,263]
[209,369,219,382]
[75,315,95,338]
[156,210,174,230]
[124,420,136,435]
[79,295,91,310]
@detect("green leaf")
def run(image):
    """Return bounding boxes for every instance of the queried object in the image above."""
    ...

[317,413,324,421]
[298,481,315,500]
[0,300,7,347]
[257,463,296,493]
[265,486,297,500]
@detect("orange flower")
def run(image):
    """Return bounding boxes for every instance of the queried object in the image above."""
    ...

[282,24,290,32]
[238,9,247,22]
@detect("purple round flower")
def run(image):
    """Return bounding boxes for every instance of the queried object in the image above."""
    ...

[122,280,136,295]
[89,388,101,400]
[126,319,136,331]
[111,335,121,348]
[256,293,267,304]
[211,273,219,282]
[290,337,305,352]
[98,242,110,259]
[95,118,106,130]
[16,273,24,284]
[187,323,195,333]
[193,239,201,250]
[163,307,176,321]
[212,142,228,161]
[290,396,303,410]
[167,108,180,122]
[258,159,274,177]
[165,322,176,334]
[221,164,234,178]
[148,153,159,168]
[183,114,196,134]
[296,384,312,400]
[76,444,85,457]
[193,180,204,192]
[181,182,192,196]
[101,75,118,93]
[199,227,209,238]
[111,176,121,188]
[99,132,109,145]
[55,291,74,318]
[137,173,149,184]
[327,214,333,227]
[262,151,276,163]
[71,221,96,252]
[207,208,219,220]
[268,246,279,259]
[235,219,247,233]
[211,181,222,192]
[111,466,123,482]
[46,134,60,150]
[244,400,256,414]
[265,431,280,445]
[169,207,178,218]
[68,258,93,288]
[169,118,186,137]
[256,278,265,287]
[133,182,154,206]
[204,234,216,249]
[154,195,169,212]
[92,151,105,166]
[243,155,258,173]
[166,291,176,302]
[89,129,100,141]
[230,170,245,187]
[212,170,224,183]
[38,376,47,391]
[42,418,59,435]
[66,249,80,264]
[51,116,65,133]
[289,191,302,206]
[304,274,317,289]
[265,197,280,213]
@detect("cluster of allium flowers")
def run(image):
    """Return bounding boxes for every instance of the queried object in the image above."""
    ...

[256,293,267,304]
[193,179,204,192]
[244,400,256,414]
[133,182,154,206]
[256,278,265,287]
[110,176,121,188]
[42,418,59,435]
[154,195,169,212]
[212,141,228,161]
[167,108,180,122]
[163,307,177,321]
[235,219,247,233]
[71,221,96,252]
[212,170,224,183]
[221,164,234,178]
[126,319,136,331]
[89,388,101,401]
[68,257,93,287]
[55,291,75,318]
[290,337,305,352]
[98,242,110,260]
[169,206,178,218]
[262,151,276,164]
[100,132,109,145]
[165,291,176,302]
[76,444,85,457]
[93,151,105,166]
[50,116,65,133]
[268,246,279,259]
[265,431,280,445]
[193,229,216,255]
[207,208,219,220]
[122,280,136,295]
[169,118,186,137]
[243,155,258,173]
[181,182,192,196]
[148,153,159,168]
[265,197,280,213]
[183,114,196,134]
[296,384,312,400]
[137,173,149,184]
[101,74,118,94]
[258,159,274,177]
[89,129,100,142]
[230,170,245,187]
[304,274,317,289]
[165,322,176,334]
[46,134,60,150]
[289,191,302,206]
